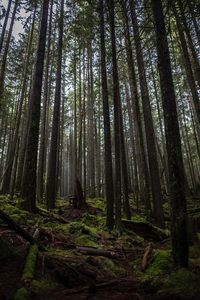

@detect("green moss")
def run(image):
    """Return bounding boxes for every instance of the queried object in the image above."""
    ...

[22,245,38,281]
[32,279,54,290]
[82,213,97,226]
[14,287,28,300]
[87,197,105,211]
[146,250,174,276]
[116,231,144,248]
[131,214,146,222]
[0,204,31,225]
[75,234,99,248]
[48,248,75,257]
[97,256,126,277]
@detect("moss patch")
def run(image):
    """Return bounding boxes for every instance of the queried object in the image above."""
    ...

[145,250,174,276]
[14,287,28,300]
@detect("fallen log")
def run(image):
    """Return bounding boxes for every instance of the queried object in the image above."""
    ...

[0,209,45,250]
[121,220,169,241]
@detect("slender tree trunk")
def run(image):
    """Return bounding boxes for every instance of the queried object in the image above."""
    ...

[46,0,64,209]
[99,0,114,229]
[108,0,122,228]
[129,0,164,226]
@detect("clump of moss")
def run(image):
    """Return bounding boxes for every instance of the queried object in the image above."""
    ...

[82,213,97,226]
[0,203,31,225]
[116,231,144,248]
[146,250,174,276]
[32,279,54,290]
[87,197,105,211]
[22,245,38,282]
[131,214,146,223]
[75,235,99,248]
[97,256,126,277]
[14,287,28,300]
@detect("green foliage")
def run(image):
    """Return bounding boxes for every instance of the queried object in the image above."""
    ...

[146,250,174,276]
[22,245,38,281]
[14,288,28,300]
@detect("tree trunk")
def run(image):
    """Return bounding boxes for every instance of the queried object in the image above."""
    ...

[151,0,188,267]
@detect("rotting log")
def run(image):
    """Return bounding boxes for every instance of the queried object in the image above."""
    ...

[121,220,169,241]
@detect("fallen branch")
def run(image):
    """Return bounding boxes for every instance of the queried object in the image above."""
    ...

[141,242,153,271]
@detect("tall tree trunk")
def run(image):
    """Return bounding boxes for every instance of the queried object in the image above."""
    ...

[21,0,49,212]
[37,0,53,201]
[108,0,122,228]
[46,0,64,209]
[129,0,164,226]
[99,0,114,230]
[151,0,188,267]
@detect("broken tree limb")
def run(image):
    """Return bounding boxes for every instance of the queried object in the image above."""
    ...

[141,242,153,271]
[121,220,169,241]
[0,209,45,250]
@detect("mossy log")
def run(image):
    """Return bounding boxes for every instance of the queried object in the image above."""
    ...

[22,244,38,283]
[121,220,168,241]
[14,245,38,300]
[0,209,44,250]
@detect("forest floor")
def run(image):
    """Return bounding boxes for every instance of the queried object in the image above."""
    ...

[0,195,200,300]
